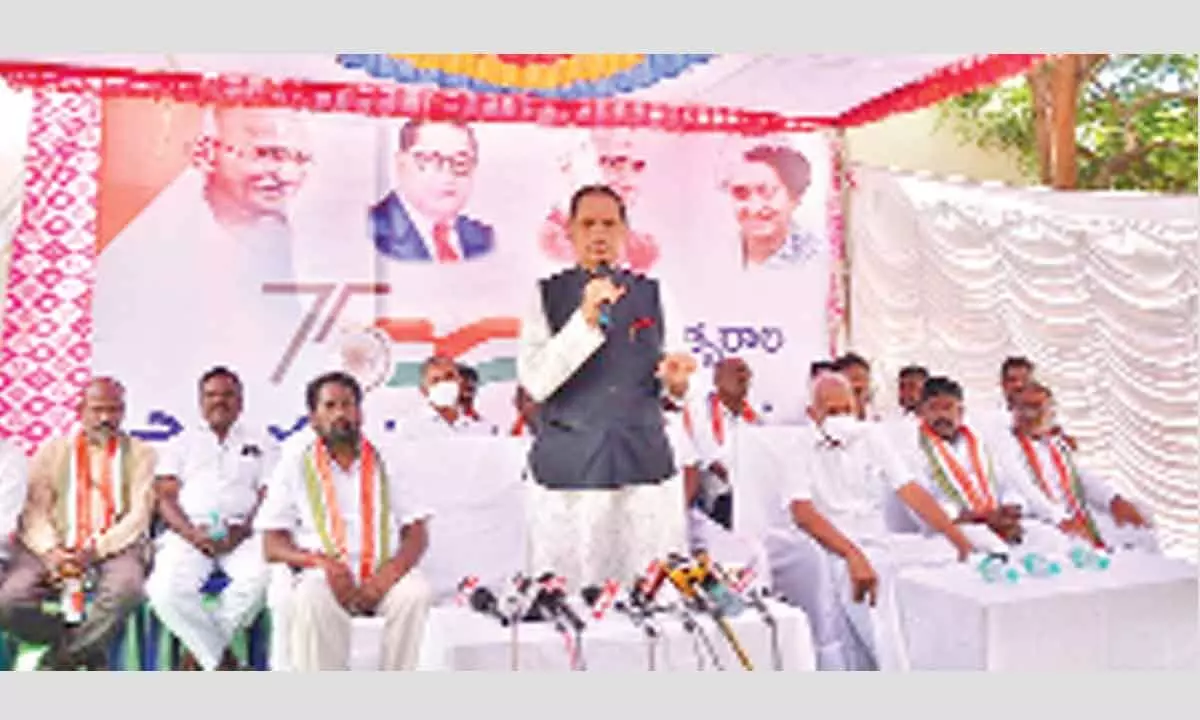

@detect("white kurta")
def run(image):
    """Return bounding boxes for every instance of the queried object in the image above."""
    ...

[990,429,1159,553]
[785,423,961,671]
[0,438,29,564]
[517,279,690,590]
[684,392,760,514]
[901,423,1070,556]
[392,402,497,439]
[257,436,434,670]
[145,422,278,670]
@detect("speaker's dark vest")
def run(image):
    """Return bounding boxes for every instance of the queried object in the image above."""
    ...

[528,267,676,490]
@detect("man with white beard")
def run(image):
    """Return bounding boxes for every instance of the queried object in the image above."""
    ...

[778,372,973,670]
[391,355,495,439]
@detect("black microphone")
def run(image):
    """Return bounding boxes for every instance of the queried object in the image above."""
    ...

[592,262,616,329]
[469,586,512,627]
[535,572,586,633]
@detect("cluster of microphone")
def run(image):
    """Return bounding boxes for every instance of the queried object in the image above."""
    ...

[457,550,783,670]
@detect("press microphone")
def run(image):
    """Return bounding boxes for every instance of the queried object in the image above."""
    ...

[692,551,747,618]
[468,586,512,628]
[580,579,620,620]
[536,572,587,633]
[631,559,670,609]
[667,553,755,670]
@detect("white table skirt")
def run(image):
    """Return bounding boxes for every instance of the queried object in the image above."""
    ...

[897,550,1199,670]
[415,599,816,671]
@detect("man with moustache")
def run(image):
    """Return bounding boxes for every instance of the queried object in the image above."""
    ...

[992,382,1158,553]
[905,377,1070,554]
[260,372,433,671]
[145,367,278,671]
[518,184,697,589]
[0,378,156,670]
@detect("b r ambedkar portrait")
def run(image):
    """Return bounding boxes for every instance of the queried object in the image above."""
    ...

[369,119,495,264]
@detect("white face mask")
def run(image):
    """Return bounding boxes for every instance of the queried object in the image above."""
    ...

[822,413,865,445]
[426,380,461,410]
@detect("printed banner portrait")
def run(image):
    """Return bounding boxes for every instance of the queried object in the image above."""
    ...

[88,98,838,445]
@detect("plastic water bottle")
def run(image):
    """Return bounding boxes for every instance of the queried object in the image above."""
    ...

[1069,546,1111,570]
[60,569,86,625]
[977,555,1020,584]
[208,510,227,542]
[1020,553,1062,578]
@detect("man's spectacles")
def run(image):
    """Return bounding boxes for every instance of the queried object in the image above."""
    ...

[410,150,477,178]
[217,141,313,167]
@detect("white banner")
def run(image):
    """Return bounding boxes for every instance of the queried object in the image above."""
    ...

[89,100,837,444]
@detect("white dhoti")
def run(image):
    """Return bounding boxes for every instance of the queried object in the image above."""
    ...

[145,532,269,671]
[526,474,688,591]
[764,527,847,670]
[830,533,961,672]
[280,568,433,671]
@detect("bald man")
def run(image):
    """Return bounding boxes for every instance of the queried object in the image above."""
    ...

[202,107,314,233]
[0,378,156,670]
[774,372,972,670]
[90,107,320,437]
[390,355,496,439]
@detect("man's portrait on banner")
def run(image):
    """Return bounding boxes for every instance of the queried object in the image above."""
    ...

[538,128,659,272]
[369,119,496,264]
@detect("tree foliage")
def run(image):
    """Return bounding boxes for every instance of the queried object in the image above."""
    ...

[938,54,1198,193]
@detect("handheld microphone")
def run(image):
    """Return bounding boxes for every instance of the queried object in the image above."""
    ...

[593,262,616,329]
[468,586,512,628]
[536,572,587,633]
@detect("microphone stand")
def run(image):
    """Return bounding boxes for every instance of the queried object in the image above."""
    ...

[672,604,723,671]
[503,596,522,672]
[749,589,783,671]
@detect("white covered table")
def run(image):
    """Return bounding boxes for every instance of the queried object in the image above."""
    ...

[897,550,1199,670]
[416,599,816,671]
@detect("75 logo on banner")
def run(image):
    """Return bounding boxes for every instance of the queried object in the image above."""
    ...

[263,281,520,386]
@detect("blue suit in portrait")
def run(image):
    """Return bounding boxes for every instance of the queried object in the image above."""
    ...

[369,191,495,262]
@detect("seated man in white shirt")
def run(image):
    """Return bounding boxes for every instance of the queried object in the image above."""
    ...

[908,376,1070,555]
[994,382,1158,553]
[146,367,277,670]
[395,355,495,438]
[0,436,29,587]
[261,372,433,671]
[684,357,762,530]
[784,372,972,670]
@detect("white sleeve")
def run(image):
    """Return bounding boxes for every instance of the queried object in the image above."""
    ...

[781,443,814,505]
[0,442,29,541]
[658,283,697,404]
[867,425,919,492]
[1077,465,1118,510]
[390,474,434,530]
[257,450,301,532]
[154,436,184,479]
[516,283,605,404]
[993,440,1071,524]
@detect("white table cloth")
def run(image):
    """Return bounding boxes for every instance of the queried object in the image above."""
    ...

[415,599,816,671]
[897,550,1199,670]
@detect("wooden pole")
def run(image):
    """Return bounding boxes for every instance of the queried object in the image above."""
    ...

[1049,55,1079,189]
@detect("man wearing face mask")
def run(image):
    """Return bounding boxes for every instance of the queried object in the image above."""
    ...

[905,377,1070,555]
[0,378,157,670]
[394,355,495,439]
[992,383,1158,553]
[777,372,973,670]
[518,184,697,590]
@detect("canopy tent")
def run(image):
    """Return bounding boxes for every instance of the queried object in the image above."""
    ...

[0,53,1045,132]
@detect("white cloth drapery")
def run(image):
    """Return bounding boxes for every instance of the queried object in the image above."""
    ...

[847,165,1199,561]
